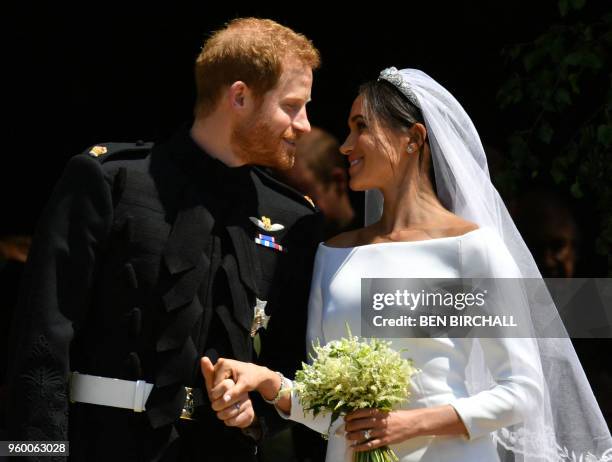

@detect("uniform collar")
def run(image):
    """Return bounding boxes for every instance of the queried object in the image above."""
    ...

[167,126,252,192]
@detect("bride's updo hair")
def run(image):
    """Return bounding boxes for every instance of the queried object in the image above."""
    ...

[359,80,436,192]
[359,80,424,129]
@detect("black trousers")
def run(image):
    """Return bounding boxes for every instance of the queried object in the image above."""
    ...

[66,402,257,462]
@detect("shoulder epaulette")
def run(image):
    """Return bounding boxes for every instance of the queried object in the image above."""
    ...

[252,166,318,211]
[84,140,154,162]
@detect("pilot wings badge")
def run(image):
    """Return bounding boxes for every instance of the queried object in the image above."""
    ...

[249,216,284,232]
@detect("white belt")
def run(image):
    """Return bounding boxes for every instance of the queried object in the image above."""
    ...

[70,372,154,412]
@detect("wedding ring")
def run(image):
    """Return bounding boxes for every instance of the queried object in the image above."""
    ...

[363,429,372,440]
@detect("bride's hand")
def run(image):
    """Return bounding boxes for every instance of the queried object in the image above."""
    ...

[210,384,255,428]
[345,405,468,451]
[201,357,282,410]
[201,357,258,428]
[344,408,424,451]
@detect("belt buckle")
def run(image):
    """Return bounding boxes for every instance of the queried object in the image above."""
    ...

[180,387,195,420]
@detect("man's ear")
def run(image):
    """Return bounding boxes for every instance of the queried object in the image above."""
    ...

[228,81,248,109]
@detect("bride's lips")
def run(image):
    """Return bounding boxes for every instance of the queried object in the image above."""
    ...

[348,157,363,174]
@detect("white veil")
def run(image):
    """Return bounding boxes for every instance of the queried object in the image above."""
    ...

[365,67,612,461]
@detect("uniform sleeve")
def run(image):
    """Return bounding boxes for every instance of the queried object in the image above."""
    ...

[449,229,544,440]
[275,248,333,435]
[6,154,114,443]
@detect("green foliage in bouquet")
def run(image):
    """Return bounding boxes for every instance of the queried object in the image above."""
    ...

[293,327,417,461]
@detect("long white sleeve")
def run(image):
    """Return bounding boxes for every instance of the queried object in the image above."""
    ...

[449,336,543,440]
[449,229,544,440]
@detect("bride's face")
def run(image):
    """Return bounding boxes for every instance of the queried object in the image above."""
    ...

[340,95,404,191]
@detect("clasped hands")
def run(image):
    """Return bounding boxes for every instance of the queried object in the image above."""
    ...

[200,357,256,428]
[201,357,428,451]
[200,356,283,429]
[198,356,452,452]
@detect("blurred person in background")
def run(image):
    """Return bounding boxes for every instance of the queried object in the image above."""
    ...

[275,127,357,240]
[515,187,611,427]
[514,188,578,278]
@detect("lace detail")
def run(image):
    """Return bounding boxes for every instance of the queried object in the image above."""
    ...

[495,427,612,462]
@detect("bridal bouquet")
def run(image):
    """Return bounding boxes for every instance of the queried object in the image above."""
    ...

[293,328,417,462]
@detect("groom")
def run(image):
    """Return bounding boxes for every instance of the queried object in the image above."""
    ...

[6,18,322,461]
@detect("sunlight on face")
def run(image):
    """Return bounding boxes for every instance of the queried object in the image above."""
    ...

[339,95,403,191]
[231,60,313,169]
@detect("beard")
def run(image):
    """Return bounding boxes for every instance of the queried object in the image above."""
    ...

[230,113,296,170]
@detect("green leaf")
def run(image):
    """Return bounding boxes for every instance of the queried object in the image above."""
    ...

[538,122,554,144]
[582,51,603,70]
[509,45,522,59]
[526,155,540,170]
[570,0,586,11]
[551,168,566,184]
[558,0,570,17]
[523,49,544,72]
[563,50,602,70]
[547,36,567,63]
[564,52,583,66]
[497,76,523,107]
[597,124,612,147]
[568,73,580,94]
[565,147,579,163]
[570,181,584,198]
[555,88,572,107]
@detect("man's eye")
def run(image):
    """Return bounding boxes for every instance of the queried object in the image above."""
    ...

[357,121,367,131]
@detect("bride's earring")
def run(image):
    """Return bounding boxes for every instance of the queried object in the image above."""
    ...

[406,144,415,153]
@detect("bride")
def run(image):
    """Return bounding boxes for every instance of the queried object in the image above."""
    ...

[201,68,612,461]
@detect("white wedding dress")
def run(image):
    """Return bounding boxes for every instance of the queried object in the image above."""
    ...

[281,227,543,461]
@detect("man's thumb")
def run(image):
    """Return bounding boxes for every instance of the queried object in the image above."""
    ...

[201,356,215,392]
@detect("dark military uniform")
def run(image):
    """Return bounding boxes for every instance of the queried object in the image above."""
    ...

[6,129,322,461]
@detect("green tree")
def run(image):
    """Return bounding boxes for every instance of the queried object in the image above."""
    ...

[497,0,612,273]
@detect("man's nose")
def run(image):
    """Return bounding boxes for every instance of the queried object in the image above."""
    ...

[293,107,311,134]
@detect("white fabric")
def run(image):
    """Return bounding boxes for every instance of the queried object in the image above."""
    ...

[283,228,545,461]
[363,68,612,461]
[70,372,153,412]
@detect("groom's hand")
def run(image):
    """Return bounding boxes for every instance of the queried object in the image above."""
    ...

[201,356,255,428]
[202,357,265,400]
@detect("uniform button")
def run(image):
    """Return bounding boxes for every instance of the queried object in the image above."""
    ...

[127,352,143,378]
[124,262,138,289]
[130,307,142,337]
